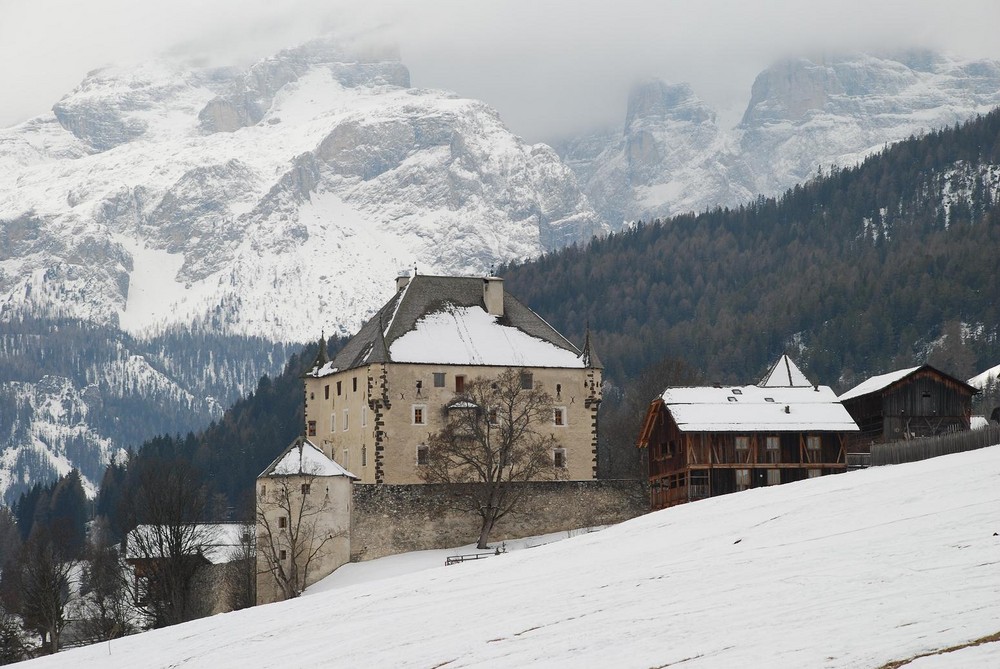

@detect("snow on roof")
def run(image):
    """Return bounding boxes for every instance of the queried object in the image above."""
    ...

[260,438,357,478]
[838,366,921,402]
[969,362,1000,389]
[661,384,859,432]
[389,304,585,368]
[125,524,249,564]
[759,354,813,387]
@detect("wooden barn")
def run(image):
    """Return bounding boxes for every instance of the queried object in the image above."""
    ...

[637,355,859,510]
[838,364,977,447]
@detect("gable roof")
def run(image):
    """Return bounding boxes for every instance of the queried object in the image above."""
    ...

[659,384,860,433]
[310,275,595,375]
[759,354,813,388]
[838,364,979,402]
[259,437,357,479]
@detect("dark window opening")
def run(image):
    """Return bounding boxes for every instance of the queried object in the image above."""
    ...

[520,372,533,389]
[307,420,317,436]
[433,372,446,387]
[353,377,358,392]
[417,445,429,465]
[455,375,465,393]
[336,381,342,396]
[324,385,330,400]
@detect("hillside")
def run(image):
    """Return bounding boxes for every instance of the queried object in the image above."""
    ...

[24,446,1000,668]
[505,108,1000,390]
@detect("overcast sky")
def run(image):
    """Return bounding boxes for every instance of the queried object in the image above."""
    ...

[2,0,999,142]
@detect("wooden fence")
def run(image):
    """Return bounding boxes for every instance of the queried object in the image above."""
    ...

[871,425,1000,466]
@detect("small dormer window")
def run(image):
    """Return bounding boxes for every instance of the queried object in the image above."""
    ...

[732,389,742,395]
[727,396,738,402]
[765,397,775,403]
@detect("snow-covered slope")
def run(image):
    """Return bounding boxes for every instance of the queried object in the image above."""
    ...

[0,38,605,343]
[561,51,1000,225]
[27,446,1000,668]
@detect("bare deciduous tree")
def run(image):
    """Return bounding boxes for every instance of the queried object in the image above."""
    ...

[224,523,256,611]
[256,472,343,601]
[6,527,74,655]
[421,368,558,549]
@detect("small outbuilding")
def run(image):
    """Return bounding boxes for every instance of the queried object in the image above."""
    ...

[637,355,859,510]
[838,364,978,446]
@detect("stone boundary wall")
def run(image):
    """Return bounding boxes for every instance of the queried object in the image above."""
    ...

[349,479,649,562]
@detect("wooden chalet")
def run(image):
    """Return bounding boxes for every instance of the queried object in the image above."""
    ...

[637,355,859,510]
[838,364,977,448]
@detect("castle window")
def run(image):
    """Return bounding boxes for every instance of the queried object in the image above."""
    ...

[279,549,287,561]
[330,413,336,432]
[556,383,561,398]
[336,381,342,396]
[553,407,566,426]
[455,375,465,393]
[278,516,287,529]
[417,445,429,465]
[553,448,566,468]
[301,483,311,495]
[433,372,446,387]
[307,421,316,437]
[343,409,349,431]
[325,385,330,400]
[412,405,426,425]
[343,449,350,469]
[260,484,266,496]
[520,372,533,389]
[361,406,367,427]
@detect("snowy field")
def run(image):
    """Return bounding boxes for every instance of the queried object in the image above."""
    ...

[23,446,1000,668]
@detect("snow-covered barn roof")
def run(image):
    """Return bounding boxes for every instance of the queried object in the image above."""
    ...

[309,275,597,375]
[259,437,357,479]
[758,354,813,388]
[660,384,859,433]
[838,364,978,402]
[125,524,249,564]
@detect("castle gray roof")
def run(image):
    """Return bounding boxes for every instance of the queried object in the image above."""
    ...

[311,275,597,375]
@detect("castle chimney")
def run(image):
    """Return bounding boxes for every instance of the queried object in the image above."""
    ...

[483,276,504,317]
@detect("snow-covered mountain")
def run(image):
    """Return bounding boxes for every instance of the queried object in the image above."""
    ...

[0,38,606,501]
[1,38,605,343]
[559,51,1000,225]
[22,445,1000,668]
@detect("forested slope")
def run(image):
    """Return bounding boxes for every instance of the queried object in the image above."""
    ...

[503,109,1000,391]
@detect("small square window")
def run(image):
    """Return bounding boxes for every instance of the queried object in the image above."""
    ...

[417,445,429,465]
[553,407,566,426]
[301,483,311,495]
[807,436,821,450]
[413,405,426,425]
[307,420,317,437]
[488,408,499,425]
[520,372,533,389]
[735,436,749,450]
[553,449,566,468]
[433,372,446,387]
[766,436,779,450]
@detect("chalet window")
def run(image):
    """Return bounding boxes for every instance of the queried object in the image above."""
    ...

[767,470,781,486]
[417,445,429,465]
[455,375,465,393]
[301,483,311,495]
[520,372,533,389]
[279,549,287,560]
[807,436,821,450]
[735,469,750,491]
[434,372,446,388]
[808,469,822,478]
[325,385,330,400]
[553,448,566,468]
[278,516,287,529]
[766,436,779,450]
[307,420,317,437]
[553,407,566,426]
[353,377,358,393]
[336,381,342,396]
[735,436,749,450]
[412,405,426,425]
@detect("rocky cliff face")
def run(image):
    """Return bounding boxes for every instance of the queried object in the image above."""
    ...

[1,38,605,343]
[560,52,1000,225]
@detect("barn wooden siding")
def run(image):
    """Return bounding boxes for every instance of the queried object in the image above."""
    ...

[871,424,1000,466]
